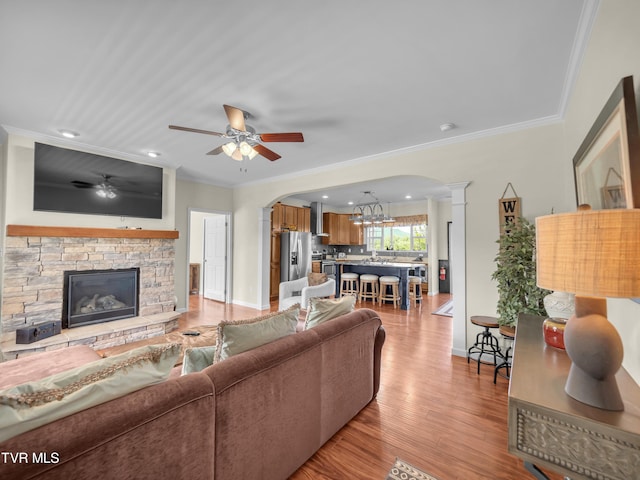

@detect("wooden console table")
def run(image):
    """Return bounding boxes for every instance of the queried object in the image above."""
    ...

[508,314,640,480]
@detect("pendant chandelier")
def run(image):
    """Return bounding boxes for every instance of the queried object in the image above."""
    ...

[349,191,395,225]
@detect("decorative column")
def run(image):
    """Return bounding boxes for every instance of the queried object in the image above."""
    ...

[447,182,470,358]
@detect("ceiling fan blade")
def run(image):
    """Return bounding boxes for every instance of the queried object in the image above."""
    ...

[259,132,304,142]
[223,104,246,132]
[168,125,225,136]
[253,143,281,161]
[206,146,224,155]
[71,180,95,188]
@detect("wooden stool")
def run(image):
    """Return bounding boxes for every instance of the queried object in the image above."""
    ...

[467,315,503,374]
[358,274,379,304]
[494,325,516,383]
[378,275,400,308]
[408,276,422,307]
[340,272,359,296]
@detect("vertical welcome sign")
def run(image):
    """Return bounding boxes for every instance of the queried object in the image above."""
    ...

[499,183,521,235]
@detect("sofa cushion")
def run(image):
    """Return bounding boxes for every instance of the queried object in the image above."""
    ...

[0,343,181,442]
[307,272,328,286]
[215,305,299,362]
[181,345,216,375]
[304,295,356,329]
[0,345,103,390]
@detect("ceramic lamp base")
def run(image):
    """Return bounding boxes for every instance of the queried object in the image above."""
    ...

[564,310,624,411]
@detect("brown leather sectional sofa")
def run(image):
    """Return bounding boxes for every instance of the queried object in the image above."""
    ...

[0,308,385,479]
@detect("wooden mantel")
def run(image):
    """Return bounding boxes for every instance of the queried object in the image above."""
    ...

[6,225,179,239]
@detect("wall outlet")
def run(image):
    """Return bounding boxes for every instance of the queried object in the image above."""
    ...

[347,248,351,253]
[360,248,363,253]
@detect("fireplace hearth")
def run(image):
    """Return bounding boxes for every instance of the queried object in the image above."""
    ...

[63,268,140,328]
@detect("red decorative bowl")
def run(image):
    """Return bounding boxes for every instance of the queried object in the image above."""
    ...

[543,317,567,350]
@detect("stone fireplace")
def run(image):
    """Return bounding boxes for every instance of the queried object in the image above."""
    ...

[1,225,180,358]
[63,267,140,328]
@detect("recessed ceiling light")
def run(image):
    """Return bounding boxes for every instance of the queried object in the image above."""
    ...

[440,123,456,132]
[147,151,161,158]
[322,195,329,199]
[59,129,78,138]
[347,201,354,205]
[405,195,412,199]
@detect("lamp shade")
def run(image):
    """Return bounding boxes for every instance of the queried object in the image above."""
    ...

[536,209,640,298]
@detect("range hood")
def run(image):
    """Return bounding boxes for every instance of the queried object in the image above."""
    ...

[310,202,329,237]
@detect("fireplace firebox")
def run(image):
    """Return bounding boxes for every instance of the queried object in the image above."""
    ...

[63,268,140,328]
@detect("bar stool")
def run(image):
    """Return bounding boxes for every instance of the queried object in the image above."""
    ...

[358,274,379,304]
[340,272,359,296]
[378,275,400,308]
[408,276,422,307]
[494,325,516,383]
[467,315,502,374]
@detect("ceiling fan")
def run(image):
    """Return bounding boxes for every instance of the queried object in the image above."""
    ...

[71,174,118,199]
[169,104,304,161]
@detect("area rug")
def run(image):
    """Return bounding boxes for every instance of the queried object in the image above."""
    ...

[385,458,440,480]
[432,299,453,317]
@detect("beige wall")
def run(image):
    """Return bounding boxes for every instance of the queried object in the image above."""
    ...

[174,180,233,309]
[561,0,640,381]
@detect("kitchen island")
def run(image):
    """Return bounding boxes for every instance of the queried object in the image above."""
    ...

[336,261,426,310]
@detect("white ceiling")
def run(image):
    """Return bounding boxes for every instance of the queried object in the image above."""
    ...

[0,1,596,208]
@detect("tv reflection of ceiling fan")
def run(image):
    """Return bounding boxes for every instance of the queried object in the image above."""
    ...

[169,104,304,161]
[71,174,118,199]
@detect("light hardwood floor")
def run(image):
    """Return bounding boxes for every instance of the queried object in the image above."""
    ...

[181,294,562,480]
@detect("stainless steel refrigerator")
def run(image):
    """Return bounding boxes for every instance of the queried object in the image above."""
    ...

[280,232,312,282]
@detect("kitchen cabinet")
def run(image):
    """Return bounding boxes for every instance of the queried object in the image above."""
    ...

[283,205,297,229]
[338,214,350,244]
[269,232,281,300]
[297,207,310,232]
[271,203,310,232]
[322,212,362,245]
[349,220,363,244]
[321,213,339,245]
[271,203,283,232]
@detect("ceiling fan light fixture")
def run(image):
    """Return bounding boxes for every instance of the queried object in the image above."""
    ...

[96,186,117,199]
[222,142,237,156]
[247,148,258,160]
[231,149,243,161]
[239,141,253,156]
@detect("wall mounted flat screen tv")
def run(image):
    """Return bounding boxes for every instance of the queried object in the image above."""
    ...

[34,143,163,219]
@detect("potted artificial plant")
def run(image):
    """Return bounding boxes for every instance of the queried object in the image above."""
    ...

[491,218,550,327]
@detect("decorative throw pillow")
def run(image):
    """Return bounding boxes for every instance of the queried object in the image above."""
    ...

[215,304,300,362]
[181,345,216,375]
[0,343,181,443]
[307,272,328,286]
[304,295,356,329]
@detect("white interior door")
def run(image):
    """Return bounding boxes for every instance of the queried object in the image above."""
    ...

[203,215,227,302]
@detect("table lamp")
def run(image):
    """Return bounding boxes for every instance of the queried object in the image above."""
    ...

[535,207,640,411]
